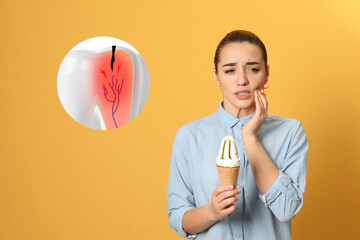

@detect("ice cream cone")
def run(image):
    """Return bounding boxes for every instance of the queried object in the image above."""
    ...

[217,165,240,187]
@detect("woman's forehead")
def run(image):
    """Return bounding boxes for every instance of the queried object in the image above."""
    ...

[219,42,263,64]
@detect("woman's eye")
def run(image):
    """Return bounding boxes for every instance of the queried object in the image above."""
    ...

[225,69,234,73]
[249,68,259,72]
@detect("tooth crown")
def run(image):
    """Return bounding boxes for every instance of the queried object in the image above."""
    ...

[216,136,241,167]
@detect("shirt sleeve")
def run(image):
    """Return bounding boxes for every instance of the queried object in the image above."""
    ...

[167,127,197,239]
[258,121,309,222]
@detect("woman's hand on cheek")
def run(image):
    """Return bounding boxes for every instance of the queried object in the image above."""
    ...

[241,89,268,139]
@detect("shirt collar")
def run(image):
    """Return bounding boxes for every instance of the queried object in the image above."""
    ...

[216,102,255,128]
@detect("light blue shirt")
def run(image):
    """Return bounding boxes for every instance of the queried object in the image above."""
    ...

[167,103,308,240]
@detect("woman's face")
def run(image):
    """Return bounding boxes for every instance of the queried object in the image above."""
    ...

[214,42,269,118]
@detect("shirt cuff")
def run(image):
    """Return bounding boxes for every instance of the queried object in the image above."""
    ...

[169,206,197,239]
[259,170,299,207]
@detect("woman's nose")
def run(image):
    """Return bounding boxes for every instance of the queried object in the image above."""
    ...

[236,70,249,86]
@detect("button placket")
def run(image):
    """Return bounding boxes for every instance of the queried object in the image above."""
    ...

[233,125,245,218]
[235,232,242,238]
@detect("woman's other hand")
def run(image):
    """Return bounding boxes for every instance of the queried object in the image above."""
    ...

[208,185,241,221]
[242,89,268,139]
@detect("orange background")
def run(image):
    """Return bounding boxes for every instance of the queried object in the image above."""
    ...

[0,0,359,239]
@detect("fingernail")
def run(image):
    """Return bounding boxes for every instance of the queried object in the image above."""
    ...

[260,89,264,93]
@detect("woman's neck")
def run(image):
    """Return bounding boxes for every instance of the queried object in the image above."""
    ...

[222,101,256,119]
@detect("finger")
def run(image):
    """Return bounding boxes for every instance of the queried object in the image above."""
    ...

[214,185,234,197]
[217,188,241,201]
[257,90,265,111]
[258,89,268,115]
[254,90,264,116]
[260,89,268,109]
[219,196,239,209]
[258,90,266,116]
[254,90,262,116]
[222,204,237,217]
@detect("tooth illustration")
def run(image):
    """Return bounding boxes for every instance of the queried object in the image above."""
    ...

[216,136,241,187]
[57,37,150,130]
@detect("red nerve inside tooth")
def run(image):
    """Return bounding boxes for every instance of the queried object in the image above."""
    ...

[91,50,133,129]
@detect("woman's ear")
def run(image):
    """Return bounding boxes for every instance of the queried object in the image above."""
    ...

[214,68,220,86]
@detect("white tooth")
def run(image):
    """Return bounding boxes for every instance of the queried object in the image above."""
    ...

[57,37,150,130]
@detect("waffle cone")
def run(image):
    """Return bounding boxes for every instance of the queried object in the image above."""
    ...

[217,165,240,187]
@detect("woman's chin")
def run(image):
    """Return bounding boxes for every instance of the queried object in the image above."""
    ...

[223,98,255,112]
[234,99,255,110]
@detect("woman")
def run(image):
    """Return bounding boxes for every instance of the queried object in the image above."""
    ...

[167,30,308,240]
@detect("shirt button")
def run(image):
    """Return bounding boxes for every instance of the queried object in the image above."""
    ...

[235,232,242,238]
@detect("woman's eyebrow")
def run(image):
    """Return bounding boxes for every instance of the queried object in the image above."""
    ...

[222,62,237,67]
[246,61,261,65]
[222,61,261,67]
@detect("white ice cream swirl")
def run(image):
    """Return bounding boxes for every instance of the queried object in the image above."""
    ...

[216,136,241,167]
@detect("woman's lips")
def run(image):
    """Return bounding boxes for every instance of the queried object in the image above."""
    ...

[234,90,251,100]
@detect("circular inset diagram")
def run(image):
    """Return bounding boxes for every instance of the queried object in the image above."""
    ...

[57,37,150,130]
